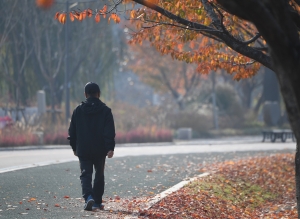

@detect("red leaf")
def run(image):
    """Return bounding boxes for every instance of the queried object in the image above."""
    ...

[54,12,60,20]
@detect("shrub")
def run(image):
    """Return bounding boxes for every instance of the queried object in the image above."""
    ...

[116,127,173,144]
[0,128,39,147]
[215,85,245,128]
[44,132,68,145]
[107,102,168,132]
[166,112,212,137]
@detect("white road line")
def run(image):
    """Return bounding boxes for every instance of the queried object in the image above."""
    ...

[0,158,78,174]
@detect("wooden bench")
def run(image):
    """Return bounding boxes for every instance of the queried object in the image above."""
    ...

[262,129,295,142]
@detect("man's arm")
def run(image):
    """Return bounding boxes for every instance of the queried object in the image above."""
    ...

[104,109,115,158]
[68,109,77,155]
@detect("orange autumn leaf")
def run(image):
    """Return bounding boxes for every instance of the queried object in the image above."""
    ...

[78,13,83,21]
[87,9,93,17]
[102,5,107,13]
[110,13,121,23]
[54,203,60,207]
[36,0,54,9]
[69,12,75,22]
[58,13,66,24]
[28,197,36,202]
[54,12,60,20]
[95,14,100,23]
[177,44,184,51]
[82,11,87,20]
[130,10,136,19]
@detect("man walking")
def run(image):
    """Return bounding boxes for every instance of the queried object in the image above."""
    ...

[68,82,115,211]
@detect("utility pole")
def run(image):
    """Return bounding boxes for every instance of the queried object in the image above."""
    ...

[64,1,70,124]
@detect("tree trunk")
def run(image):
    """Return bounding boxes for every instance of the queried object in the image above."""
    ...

[275,68,300,218]
[296,150,300,219]
[214,0,300,216]
[268,37,300,213]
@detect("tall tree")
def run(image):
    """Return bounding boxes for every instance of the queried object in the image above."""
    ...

[30,3,65,122]
[0,1,34,113]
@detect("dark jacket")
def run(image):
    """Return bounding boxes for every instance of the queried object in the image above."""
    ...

[68,97,115,157]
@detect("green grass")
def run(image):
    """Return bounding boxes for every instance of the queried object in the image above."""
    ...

[187,176,277,208]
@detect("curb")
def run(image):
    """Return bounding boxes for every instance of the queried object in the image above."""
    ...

[124,172,210,219]
[0,136,263,151]
[0,142,174,151]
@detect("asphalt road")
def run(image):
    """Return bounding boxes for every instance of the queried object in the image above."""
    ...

[0,147,295,219]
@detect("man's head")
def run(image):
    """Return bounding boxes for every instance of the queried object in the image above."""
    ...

[84,82,100,98]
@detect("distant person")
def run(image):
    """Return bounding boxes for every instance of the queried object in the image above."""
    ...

[68,82,115,211]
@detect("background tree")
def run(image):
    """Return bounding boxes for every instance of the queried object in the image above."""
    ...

[0,0,125,125]
[30,3,65,122]
[129,43,201,110]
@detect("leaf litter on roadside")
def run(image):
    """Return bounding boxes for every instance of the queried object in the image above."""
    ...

[138,153,297,219]
[102,153,296,218]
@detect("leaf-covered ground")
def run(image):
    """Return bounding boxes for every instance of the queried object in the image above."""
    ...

[1,153,295,218]
[137,153,297,219]
[82,153,297,218]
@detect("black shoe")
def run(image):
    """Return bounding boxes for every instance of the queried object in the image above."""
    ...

[92,203,104,211]
[84,195,95,211]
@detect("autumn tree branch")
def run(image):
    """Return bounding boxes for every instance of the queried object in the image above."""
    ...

[132,0,272,70]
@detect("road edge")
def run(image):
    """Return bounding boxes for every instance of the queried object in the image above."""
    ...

[124,172,210,219]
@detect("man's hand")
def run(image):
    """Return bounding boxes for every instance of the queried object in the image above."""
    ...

[73,151,77,156]
[107,150,114,158]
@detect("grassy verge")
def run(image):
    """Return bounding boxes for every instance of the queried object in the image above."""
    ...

[142,153,297,218]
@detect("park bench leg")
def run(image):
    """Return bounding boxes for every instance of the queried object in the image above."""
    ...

[262,133,266,142]
[271,133,277,143]
[281,133,287,142]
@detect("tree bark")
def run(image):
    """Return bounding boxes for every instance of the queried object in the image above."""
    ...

[216,0,300,216]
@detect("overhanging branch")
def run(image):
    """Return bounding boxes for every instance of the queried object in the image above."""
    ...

[242,33,261,45]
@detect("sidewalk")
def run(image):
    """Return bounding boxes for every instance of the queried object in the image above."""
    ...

[0,135,276,151]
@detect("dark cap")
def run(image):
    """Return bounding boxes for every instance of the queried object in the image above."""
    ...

[84,82,100,95]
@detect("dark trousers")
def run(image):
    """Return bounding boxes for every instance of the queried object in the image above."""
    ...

[79,155,106,204]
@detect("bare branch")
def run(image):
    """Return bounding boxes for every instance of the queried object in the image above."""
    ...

[242,33,261,45]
